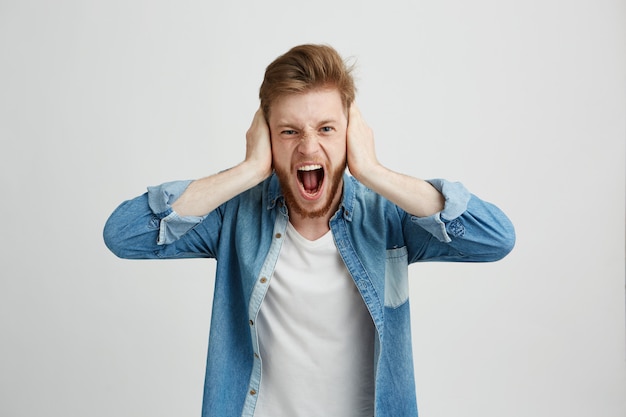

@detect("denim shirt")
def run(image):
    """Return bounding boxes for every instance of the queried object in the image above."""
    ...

[103,173,515,417]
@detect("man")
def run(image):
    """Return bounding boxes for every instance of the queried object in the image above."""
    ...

[104,44,515,417]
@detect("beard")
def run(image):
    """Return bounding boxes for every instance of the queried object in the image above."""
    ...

[275,161,346,219]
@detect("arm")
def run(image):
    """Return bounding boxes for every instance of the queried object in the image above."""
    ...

[346,105,445,217]
[347,105,514,262]
[104,109,272,258]
[172,108,272,216]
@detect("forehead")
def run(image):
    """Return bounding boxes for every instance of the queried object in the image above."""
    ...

[269,88,346,126]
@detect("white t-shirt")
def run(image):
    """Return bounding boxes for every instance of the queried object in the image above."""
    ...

[254,222,376,417]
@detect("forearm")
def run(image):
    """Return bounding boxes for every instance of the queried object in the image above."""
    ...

[172,160,267,217]
[173,107,272,217]
[346,106,444,217]
[356,164,445,218]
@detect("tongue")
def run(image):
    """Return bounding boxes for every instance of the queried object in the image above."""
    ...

[301,170,320,193]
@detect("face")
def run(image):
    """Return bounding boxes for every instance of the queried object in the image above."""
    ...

[268,88,348,220]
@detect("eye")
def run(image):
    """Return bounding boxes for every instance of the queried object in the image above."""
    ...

[320,126,334,133]
[281,129,298,136]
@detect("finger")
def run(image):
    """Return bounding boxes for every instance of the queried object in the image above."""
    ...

[252,107,264,127]
[348,103,358,123]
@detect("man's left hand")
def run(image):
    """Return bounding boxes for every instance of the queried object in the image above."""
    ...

[346,104,381,183]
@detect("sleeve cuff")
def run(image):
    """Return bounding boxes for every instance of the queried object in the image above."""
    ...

[410,179,471,243]
[147,180,206,245]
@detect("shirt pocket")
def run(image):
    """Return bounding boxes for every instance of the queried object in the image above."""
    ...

[384,246,409,308]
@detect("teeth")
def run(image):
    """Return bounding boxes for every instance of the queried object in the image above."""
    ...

[298,164,322,172]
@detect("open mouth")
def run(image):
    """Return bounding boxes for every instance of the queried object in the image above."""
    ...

[297,164,324,196]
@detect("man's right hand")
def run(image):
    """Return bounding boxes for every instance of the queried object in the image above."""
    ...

[244,108,273,182]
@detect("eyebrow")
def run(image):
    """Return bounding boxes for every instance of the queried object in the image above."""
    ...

[279,119,338,125]
[275,119,339,129]
[275,122,297,128]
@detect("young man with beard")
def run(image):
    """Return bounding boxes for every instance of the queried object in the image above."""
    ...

[104,44,515,417]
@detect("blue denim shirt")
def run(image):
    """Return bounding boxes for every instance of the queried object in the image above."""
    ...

[104,173,515,417]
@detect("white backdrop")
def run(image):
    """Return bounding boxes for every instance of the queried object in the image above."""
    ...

[1,1,624,416]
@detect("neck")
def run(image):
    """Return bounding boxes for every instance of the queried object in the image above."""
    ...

[289,215,331,241]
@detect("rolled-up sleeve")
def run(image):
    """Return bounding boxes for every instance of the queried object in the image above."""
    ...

[409,179,515,262]
[410,179,471,243]
[147,180,206,245]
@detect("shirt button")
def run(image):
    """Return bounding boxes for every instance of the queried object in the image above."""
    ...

[260,277,267,284]
[250,389,257,396]
[275,233,282,239]
[254,353,259,359]
[249,320,254,326]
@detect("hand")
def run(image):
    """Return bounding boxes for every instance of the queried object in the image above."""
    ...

[245,107,273,181]
[347,104,380,183]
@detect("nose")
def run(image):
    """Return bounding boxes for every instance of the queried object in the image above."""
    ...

[297,130,320,156]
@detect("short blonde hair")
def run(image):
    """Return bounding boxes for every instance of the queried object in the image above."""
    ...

[259,44,356,120]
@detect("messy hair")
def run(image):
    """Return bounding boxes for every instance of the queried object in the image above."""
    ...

[259,44,356,120]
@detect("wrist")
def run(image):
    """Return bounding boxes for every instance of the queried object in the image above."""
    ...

[239,159,272,186]
[352,162,385,189]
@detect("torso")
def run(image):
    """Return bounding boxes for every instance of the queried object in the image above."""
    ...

[253,222,376,417]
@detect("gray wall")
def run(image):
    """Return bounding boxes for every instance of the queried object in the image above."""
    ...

[1,1,624,416]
